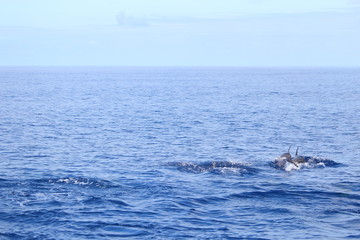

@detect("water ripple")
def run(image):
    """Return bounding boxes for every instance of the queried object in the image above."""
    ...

[1,67,360,239]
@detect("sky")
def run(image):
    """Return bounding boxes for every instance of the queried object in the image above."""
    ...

[0,0,359,66]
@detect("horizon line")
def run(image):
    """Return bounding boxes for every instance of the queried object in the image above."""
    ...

[1,65,360,69]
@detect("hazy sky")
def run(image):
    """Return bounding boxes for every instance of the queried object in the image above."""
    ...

[0,0,359,66]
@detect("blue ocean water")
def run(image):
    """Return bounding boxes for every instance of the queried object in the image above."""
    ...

[0,67,359,239]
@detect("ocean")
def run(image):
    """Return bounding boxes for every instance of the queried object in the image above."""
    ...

[0,67,359,239]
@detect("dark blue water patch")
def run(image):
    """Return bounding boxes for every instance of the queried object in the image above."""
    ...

[107,199,131,207]
[78,197,131,208]
[70,221,152,238]
[1,209,70,224]
[347,235,360,239]
[81,196,107,205]
[167,161,259,175]
[0,179,12,188]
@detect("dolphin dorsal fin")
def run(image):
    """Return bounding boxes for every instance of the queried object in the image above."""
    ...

[295,146,299,156]
[287,145,292,153]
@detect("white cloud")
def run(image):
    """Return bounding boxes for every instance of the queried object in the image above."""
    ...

[116,12,149,27]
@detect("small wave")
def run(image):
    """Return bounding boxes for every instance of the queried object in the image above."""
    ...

[107,199,130,207]
[323,208,360,215]
[167,161,258,175]
[101,225,150,238]
[271,156,340,172]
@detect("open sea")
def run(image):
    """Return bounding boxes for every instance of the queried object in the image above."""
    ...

[0,67,359,239]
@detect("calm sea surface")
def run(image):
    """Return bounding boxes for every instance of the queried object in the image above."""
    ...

[0,67,359,239]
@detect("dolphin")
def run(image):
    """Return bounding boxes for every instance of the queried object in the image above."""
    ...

[274,146,336,171]
[280,145,292,161]
[274,146,298,168]
[291,146,306,165]
[280,145,305,167]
